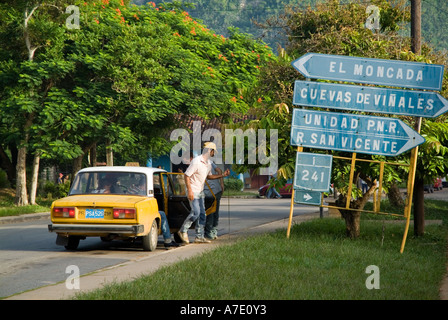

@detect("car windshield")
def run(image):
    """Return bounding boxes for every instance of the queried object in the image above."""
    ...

[69,171,147,196]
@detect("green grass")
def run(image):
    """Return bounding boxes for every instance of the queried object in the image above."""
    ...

[75,205,448,300]
[222,190,258,197]
[0,188,51,217]
[0,204,50,217]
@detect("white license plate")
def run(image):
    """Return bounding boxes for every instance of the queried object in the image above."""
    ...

[85,208,105,219]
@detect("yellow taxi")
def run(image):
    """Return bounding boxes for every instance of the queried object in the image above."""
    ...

[48,166,216,251]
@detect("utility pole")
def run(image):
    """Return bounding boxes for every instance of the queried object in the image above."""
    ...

[410,0,425,236]
[411,0,421,54]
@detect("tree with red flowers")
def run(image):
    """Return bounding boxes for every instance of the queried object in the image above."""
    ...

[0,0,275,205]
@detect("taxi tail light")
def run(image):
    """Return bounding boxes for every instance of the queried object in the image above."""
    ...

[53,207,75,218]
[113,208,136,219]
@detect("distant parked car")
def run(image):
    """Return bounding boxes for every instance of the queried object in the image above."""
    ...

[433,178,443,191]
[424,184,434,193]
[258,183,292,198]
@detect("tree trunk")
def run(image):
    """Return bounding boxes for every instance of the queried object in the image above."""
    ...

[106,139,113,166]
[72,154,84,179]
[388,182,404,207]
[90,143,97,167]
[340,210,361,239]
[29,153,40,205]
[14,6,40,206]
[15,146,28,206]
[413,176,425,236]
[336,183,377,239]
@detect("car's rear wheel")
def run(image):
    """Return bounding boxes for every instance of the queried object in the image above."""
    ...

[142,220,158,251]
[65,236,80,250]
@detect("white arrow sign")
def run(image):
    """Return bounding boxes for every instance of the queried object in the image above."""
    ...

[294,190,322,206]
[303,193,313,201]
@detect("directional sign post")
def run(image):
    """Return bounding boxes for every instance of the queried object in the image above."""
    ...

[291,53,444,90]
[290,109,425,156]
[293,80,448,118]
[288,53,445,252]
[294,152,332,192]
[294,190,322,206]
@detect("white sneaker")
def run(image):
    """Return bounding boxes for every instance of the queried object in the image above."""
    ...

[177,231,189,244]
[194,237,211,244]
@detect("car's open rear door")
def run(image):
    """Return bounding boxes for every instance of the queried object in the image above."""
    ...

[161,173,216,231]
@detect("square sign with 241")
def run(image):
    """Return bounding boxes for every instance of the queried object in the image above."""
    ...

[293,152,332,192]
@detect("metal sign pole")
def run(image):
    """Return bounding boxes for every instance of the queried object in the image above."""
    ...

[400,117,422,253]
[287,146,303,238]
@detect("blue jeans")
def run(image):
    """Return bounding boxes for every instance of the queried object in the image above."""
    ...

[180,192,206,238]
[205,191,222,239]
[266,187,281,198]
[159,211,171,240]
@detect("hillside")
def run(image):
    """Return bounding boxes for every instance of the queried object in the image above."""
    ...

[132,0,448,53]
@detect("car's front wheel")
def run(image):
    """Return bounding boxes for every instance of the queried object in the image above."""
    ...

[142,220,158,251]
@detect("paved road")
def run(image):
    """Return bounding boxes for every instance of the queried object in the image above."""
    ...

[0,197,317,299]
[423,186,448,201]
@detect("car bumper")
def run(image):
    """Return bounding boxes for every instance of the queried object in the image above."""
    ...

[48,223,144,234]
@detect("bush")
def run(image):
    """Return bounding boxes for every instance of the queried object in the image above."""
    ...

[223,177,243,191]
[0,169,10,188]
[40,181,70,199]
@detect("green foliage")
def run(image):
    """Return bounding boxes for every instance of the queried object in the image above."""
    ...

[39,180,70,199]
[134,1,448,55]
[284,0,410,59]
[224,103,293,178]
[420,0,448,53]
[0,0,274,173]
[223,177,243,191]
[418,120,448,183]
[0,170,10,188]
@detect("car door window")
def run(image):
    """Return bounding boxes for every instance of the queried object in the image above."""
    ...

[170,173,187,196]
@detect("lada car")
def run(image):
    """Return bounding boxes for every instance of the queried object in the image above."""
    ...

[48,166,216,251]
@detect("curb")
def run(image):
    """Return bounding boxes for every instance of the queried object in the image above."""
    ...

[0,212,50,225]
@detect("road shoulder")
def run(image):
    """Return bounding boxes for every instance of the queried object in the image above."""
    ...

[4,212,319,300]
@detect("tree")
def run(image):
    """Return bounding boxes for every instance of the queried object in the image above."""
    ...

[0,0,274,205]
[413,120,448,236]
[0,0,72,205]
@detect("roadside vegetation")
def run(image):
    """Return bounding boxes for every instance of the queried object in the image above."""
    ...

[0,188,51,218]
[74,199,448,300]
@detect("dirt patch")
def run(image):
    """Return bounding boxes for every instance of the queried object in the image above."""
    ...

[0,188,15,202]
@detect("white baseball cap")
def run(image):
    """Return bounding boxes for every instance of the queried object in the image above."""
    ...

[203,142,218,153]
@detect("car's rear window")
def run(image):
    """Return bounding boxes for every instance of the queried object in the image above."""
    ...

[69,172,147,196]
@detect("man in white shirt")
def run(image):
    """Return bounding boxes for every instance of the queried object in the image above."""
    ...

[177,142,230,244]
